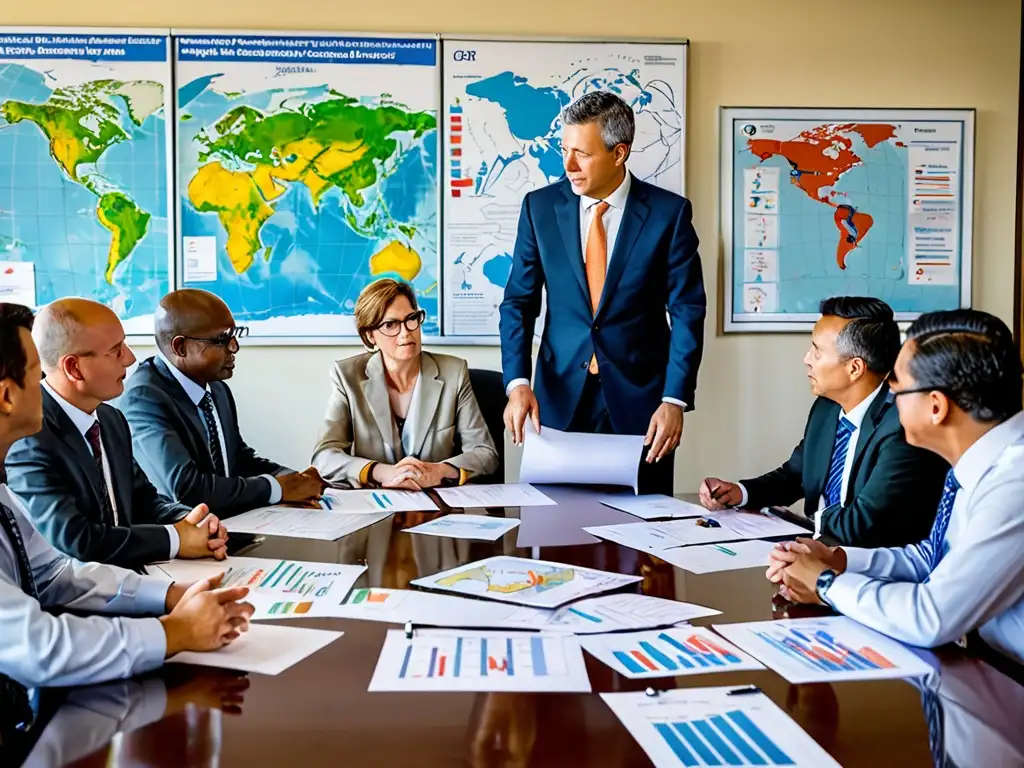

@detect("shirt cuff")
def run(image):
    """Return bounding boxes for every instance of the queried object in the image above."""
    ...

[506,378,530,396]
[133,617,169,674]
[841,546,872,574]
[164,525,180,559]
[820,569,873,614]
[262,475,282,504]
[737,483,749,508]
[662,397,688,408]
[134,576,173,615]
[359,462,378,486]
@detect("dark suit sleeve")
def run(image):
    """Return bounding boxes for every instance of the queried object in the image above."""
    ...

[819,433,947,547]
[498,193,545,387]
[662,198,707,408]
[120,386,276,519]
[6,437,173,570]
[739,439,807,510]
[222,387,290,478]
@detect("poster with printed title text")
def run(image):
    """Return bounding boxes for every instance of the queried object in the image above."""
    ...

[175,31,440,341]
[0,27,173,334]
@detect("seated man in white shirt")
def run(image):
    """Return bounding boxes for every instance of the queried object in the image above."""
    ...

[0,302,252,755]
[768,308,1024,671]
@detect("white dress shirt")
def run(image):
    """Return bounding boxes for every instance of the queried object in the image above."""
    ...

[0,484,168,687]
[42,380,180,558]
[507,172,686,409]
[157,353,281,504]
[824,409,1024,666]
[738,381,885,529]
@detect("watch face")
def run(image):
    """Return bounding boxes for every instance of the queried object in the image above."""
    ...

[816,569,837,595]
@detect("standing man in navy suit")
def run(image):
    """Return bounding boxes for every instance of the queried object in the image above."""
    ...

[500,91,706,494]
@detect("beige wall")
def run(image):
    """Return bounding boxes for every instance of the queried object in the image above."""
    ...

[10,1,1021,488]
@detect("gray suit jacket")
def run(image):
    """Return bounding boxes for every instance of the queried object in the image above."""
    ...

[311,351,499,487]
[5,387,190,570]
[119,357,291,519]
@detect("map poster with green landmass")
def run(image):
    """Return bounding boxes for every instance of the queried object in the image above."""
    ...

[721,107,975,333]
[441,39,687,338]
[0,28,173,334]
[176,32,440,341]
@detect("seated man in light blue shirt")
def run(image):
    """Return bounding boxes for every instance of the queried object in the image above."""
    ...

[768,309,1024,671]
[0,303,252,717]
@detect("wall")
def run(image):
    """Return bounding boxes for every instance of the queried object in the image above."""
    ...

[11,1,1021,488]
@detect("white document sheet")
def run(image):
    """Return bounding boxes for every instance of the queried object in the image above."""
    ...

[411,555,642,608]
[581,627,764,679]
[654,540,777,574]
[435,482,556,508]
[585,510,806,552]
[713,616,934,684]
[221,508,391,541]
[404,514,520,541]
[503,593,721,634]
[0,262,36,307]
[169,623,342,676]
[602,687,841,768]
[368,629,591,692]
[599,494,708,520]
[323,488,437,513]
[520,424,645,492]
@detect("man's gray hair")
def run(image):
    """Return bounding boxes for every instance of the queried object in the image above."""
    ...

[562,91,635,151]
[33,301,88,371]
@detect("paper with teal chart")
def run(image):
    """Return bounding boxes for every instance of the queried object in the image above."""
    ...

[581,627,763,679]
[714,616,933,684]
[602,687,840,767]
[222,507,391,541]
[513,593,720,634]
[656,540,777,574]
[411,555,641,608]
[324,488,437,513]
[599,495,708,520]
[723,107,974,332]
[368,629,591,692]
[175,32,439,341]
[435,483,556,508]
[170,623,342,676]
[442,38,686,337]
[404,514,519,541]
[0,28,173,333]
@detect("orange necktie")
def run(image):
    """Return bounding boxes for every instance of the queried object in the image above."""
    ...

[585,201,610,374]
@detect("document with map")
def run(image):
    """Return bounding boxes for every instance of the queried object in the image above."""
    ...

[410,555,641,609]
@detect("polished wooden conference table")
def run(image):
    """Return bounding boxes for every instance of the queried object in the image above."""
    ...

[25,486,1024,767]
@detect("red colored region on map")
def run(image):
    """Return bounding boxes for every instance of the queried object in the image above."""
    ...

[748,122,896,269]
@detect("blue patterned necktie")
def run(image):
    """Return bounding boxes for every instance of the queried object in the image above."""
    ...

[199,393,226,476]
[925,470,960,571]
[823,416,855,507]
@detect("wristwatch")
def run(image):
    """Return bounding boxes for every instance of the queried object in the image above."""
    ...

[815,569,838,603]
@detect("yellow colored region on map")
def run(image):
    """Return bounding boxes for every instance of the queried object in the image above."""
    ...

[370,241,422,281]
[437,566,575,594]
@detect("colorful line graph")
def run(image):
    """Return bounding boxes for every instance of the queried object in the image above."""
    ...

[754,627,896,673]
[611,631,746,675]
[222,560,344,598]
[653,710,795,766]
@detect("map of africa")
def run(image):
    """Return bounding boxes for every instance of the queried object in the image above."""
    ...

[176,35,440,339]
[443,40,687,336]
[0,37,172,332]
[728,111,968,326]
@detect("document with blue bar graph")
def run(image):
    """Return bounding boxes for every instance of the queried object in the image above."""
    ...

[713,616,933,684]
[580,627,763,679]
[368,629,591,692]
[602,687,840,768]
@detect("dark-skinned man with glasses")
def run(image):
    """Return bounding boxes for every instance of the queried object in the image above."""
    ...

[6,299,229,571]
[119,289,326,519]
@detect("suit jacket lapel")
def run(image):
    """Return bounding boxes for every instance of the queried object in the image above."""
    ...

[407,354,443,458]
[153,358,214,469]
[555,181,589,301]
[97,407,131,520]
[362,352,397,462]
[42,389,107,515]
[597,176,650,318]
[806,400,841,504]
[847,384,892,481]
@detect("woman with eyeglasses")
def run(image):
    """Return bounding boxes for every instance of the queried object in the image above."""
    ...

[311,279,498,489]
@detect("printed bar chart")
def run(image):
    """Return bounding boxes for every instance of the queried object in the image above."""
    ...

[753,627,897,673]
[652,709,796,766]
[584,628,762,678]
[266,600,313,616]
[223,560,347,598]
[349,589,392,605]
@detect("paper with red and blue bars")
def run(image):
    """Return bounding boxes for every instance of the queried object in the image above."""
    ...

[580,627,764,679]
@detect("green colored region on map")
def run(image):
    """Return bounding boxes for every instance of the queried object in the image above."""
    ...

[188,95,436,276]
[96,192,152,282]
[437,566,575,594]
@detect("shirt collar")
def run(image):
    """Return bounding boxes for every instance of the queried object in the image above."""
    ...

[41,379,97,437]
[953,410,1024,494]
[580,171,632,212]
[157,352,208,406]
[842,380,886,430]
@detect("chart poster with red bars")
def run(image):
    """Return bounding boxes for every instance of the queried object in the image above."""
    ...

[580,627,763,679]
[721,107,974,333]
[368,629,591,692]
[713,616,933,684]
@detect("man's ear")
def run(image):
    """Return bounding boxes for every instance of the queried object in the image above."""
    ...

[61,355,85,384]
[0,379,14,417]
[170,336,188,358]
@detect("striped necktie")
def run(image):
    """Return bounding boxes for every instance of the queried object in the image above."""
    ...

[199,393,226,476]
[925,470,960,571]
[823,416,855,507]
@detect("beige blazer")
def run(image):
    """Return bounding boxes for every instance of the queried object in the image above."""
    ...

[311,351,499,487]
